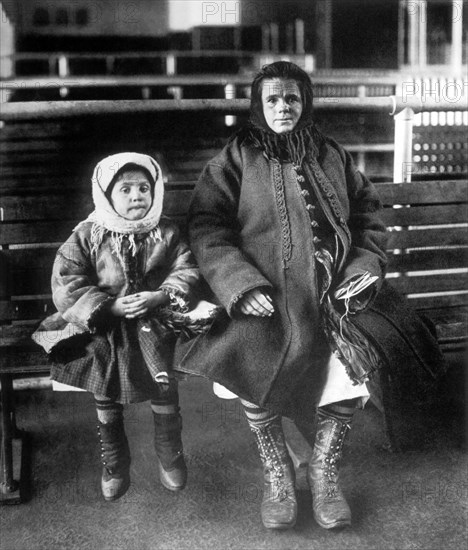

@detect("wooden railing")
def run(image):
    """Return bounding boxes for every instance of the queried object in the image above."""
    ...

[0,50,315,78]
[0,74,401,100]
[2,95,466,118]
[1,96,466,181]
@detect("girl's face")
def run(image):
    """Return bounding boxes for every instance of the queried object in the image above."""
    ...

[110,169,153,220]
[261,78,303,134]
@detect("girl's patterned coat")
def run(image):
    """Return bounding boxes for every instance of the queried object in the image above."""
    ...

[35,218,199,403]
[52,219,197,333]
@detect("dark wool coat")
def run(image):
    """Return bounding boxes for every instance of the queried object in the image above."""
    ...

[176,135,388,420]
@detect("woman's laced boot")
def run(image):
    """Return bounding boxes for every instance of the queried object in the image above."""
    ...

[152,410,187,491]
[307,409,352,529]
[250,418,297,530]
[97,419,131,501]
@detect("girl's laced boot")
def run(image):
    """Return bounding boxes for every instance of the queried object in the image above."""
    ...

[307,409,352,529]
[250,417,297,530]
[152,410,187,491]
[97,419,131,501]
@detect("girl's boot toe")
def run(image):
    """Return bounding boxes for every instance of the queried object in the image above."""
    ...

[157,454,187,491]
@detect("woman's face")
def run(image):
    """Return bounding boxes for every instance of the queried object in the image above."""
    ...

[261,78,303,134]
[110,169,153,220]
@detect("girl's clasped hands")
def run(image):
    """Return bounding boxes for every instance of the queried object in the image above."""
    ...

[110,291,170,318]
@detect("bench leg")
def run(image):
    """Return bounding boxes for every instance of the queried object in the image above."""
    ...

[0,374,22,503]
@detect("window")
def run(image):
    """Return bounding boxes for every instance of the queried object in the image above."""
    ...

[33,8,49,27]
[56,8,69,26]
[75,8,88,26]
[427,0,452,65]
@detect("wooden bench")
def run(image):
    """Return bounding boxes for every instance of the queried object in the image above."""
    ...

[1,177,467,502]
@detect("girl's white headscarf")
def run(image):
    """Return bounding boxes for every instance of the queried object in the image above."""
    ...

[77,152,164,256]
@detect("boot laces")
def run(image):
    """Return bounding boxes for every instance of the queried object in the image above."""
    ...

[253,425,292,502]
[321,426,347,500]
[267,467,289,501]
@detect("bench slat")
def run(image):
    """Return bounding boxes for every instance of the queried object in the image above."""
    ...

[0,140,86,152]
[381,204,468,226]
[422,305,468,336]
[0,325,46,347]
[0,223,77,245]
[387,272,468,294]
[386,227,468,249]
[0,166,78,178]
[0,122,86,140]
[0,178,195,195]
[375,180,467,206]
[0,175,88,193]
[0,299,54,322]
[0,195,93,222]
[406,294,468,310]
[386,248,468,272]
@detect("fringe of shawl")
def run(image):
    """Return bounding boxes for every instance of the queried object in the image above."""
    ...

[89,222,162,257]
[236,122,323,165]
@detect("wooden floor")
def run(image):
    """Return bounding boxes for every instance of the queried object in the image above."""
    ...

[0,374,466,550]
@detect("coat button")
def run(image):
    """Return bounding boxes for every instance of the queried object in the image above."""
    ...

[306,204,315,211]
[313,236,322,244]
[297,175,305,183]
[311,221,319,228]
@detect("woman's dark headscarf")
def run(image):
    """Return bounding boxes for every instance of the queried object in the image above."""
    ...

[249,61,314,132]
[240,61,322,164]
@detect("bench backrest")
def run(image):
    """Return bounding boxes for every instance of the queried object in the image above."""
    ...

[378,179,467,346]
[1,177,467,346]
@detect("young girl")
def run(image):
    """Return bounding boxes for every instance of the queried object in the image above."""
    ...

[33,152,199,501]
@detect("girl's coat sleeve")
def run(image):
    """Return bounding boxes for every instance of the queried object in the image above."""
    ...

[188,150,271,315]
[157,223,199,306]
[51,232,111,331]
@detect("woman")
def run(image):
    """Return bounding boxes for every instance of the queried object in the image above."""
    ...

[177,62,442,530]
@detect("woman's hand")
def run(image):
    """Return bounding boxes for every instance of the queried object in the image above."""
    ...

[236,288,275,317]
[110,291,170,319]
